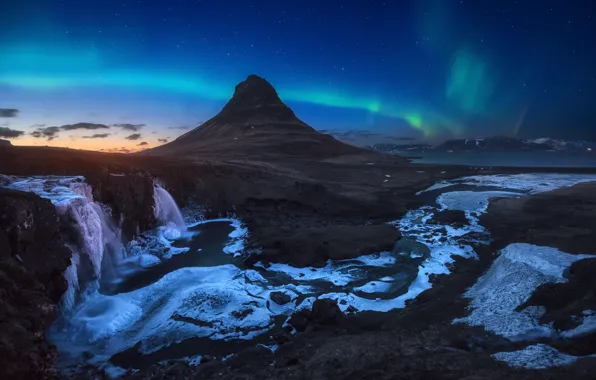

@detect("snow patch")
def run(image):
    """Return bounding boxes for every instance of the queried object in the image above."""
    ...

[453,244,592,340]
[419,173,596,194]
[493,344,593,369]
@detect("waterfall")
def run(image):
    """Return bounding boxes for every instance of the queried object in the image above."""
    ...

[153,183,186,229]
[3,176,187,314]
[5,176,124,313]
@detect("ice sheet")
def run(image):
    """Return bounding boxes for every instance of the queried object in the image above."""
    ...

[453,244,592,340]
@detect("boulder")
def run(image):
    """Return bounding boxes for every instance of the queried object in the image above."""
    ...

[270,291,291,305]
[289,299,344,332]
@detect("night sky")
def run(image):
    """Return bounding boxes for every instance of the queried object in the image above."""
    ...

[1,0,595,151]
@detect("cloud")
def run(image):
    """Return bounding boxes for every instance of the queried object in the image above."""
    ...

[102,147,132,154]
[0,109,19,118]
[31,126,61,140]
[113,123,145,132]
[158,138,168,143]
[82,133,110,139]
[125,133,142,140]
[60,122,110,130]
[28,122,110,140]
[137,141,148,146]
[167,125,193,130]
[0,127,25,138]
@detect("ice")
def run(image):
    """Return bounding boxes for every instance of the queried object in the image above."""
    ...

[437,191,521,213]
[52,264,282,361]
[354,280,394,293]
[561,312,596,338]
[493,344,592,369]
[60,247,80,313]
[4,176,125,313]
[29,172,596,372]
[419,173,596,194]
[453,244,592,340]
[263,251,396,287]
[72,296,143,343]
[153,183,185,229]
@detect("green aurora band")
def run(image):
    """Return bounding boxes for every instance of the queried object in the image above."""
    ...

[0,47,465,137]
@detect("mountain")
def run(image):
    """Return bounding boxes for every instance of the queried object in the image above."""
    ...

[367,143,433,155]
[145,75,368,159]
[433,136,550,152]
[369,136,595,154]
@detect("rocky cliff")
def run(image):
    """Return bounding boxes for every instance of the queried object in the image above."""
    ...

[0,188,71,379]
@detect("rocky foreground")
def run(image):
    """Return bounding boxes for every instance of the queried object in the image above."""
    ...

[1,75,596,379]
[109,181,594,380]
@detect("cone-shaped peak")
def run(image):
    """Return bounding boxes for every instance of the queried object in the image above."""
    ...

[215,75,300,125]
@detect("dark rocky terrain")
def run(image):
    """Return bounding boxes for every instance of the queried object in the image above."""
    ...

[1,75,596,379]
[122,182,596,380]
[0,176,157,380]
[0,188,71,379]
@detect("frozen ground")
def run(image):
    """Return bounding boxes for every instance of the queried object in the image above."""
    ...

[493,344,596,369]
[453,244,593,340]
[4,173,596,374]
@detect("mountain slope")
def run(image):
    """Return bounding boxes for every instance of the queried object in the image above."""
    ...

[146,75,369,159]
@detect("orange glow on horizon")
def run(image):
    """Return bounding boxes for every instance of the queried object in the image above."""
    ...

[10,135,160,153]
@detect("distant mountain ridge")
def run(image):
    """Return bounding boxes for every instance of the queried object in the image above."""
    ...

[369,136,595,154]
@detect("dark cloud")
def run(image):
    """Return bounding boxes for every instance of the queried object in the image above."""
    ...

[137,141,148,146]
[0,127,25,138]
[60,122,110,131]
[167,125,193,130]
[0,109,19,118]
[31,126,61,141]
[113,123,145,132]
[125,133,142,140]
[82,133,110,139]
[158,138,168,143]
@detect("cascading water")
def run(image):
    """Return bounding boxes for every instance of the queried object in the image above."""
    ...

[153,182,186,230]
[5,176,125,312]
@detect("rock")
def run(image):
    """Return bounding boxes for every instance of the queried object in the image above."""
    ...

[522,257,596,331]
[289,309,310,332]
[251,224,401,267]
[0,139,12,148]
[429,209,468,228]
[272,333,290,345]
[87,173,157,239]
[481,182,596,254]
[311,299,342,324]
[0,188,72,380]
[270,291,291,305]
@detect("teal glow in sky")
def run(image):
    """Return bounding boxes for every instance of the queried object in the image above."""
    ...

[1,0,596,149]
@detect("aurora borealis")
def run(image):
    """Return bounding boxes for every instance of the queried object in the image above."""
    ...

[1,0,596,151]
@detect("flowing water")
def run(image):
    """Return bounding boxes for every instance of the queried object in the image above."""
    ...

[3,173,596,376]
